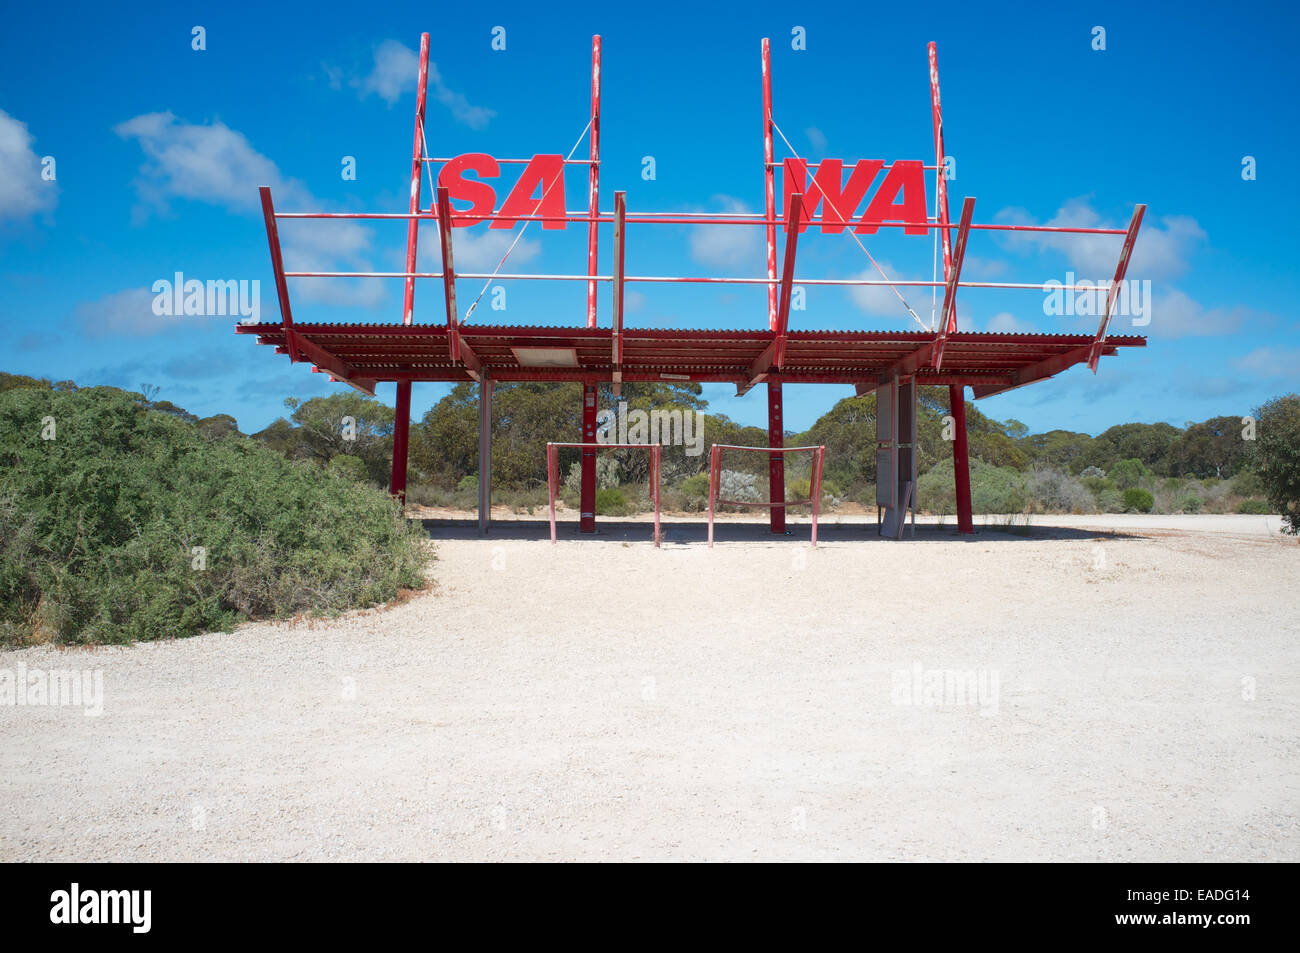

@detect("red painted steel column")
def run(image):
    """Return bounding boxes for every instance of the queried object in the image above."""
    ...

[930,43,972,534]
[403,33,430,326]
[580,384,597,532]
[390,33,427,504]
[586,36,601,329]
[762,38,777,330]
[768,382,785,533]
[390,380,412,503]
[949,384,974,534]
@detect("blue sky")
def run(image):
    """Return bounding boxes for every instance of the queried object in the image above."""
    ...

[2,0,1297,436]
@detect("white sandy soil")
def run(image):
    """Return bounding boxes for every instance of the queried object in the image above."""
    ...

[2,512,1297,861]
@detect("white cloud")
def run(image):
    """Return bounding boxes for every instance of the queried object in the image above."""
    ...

[73,287,182,338]
[1143,286,1259,339]
[847,262,931,323]
[113,112,391,314]
[0,109,57,221]
[352,40,496,129]
[415,224,540,275]
[688,196,764,268]
[805,126,828,153]
[983,311,1039,334]
[994,197,1206,281]
[1230,347,1300,381]
[114,111,309,215]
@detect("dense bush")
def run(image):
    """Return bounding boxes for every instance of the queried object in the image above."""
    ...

[594,487,629,516]
[1122,488,1155,513]
[1252,394,1300,534]
[0,387,429,647]
[1236,499,1271,514]
[1025,468,1094,514]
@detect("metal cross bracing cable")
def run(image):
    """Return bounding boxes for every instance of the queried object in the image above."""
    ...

[450,118,594,324]
[769,118,930,332]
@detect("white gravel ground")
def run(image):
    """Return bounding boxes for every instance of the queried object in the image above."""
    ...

[2,513,1297,862]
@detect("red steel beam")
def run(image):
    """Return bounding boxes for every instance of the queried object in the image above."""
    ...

[768,381,785,534]
[390,380,412,500]
[928,42,952,279]
[580,384,597,532]
[879,341,936,383]
[1087,203,1147,372]
[275,209,1129,234]
[402,33,431,326]
[949,385,973,534]
[434,185,480,380]
[290,333,376,395]
[933,196,977,370]
[972,344,1101,399]
[258,186,299,363]
[762,38,777,330]
[611,190,626,387]
[773,192,803,368]
[586,35,601,329]
[741,192,802,394]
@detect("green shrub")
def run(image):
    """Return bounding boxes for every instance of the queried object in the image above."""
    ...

[679,472,710,499]
[1098,488,1125,513]
[327,454,369,483]
[0,387,430,646]
[1109,458,1153,491]
[456,474,479,494]
[1122,487,1155,513]
[1178,495,1204,514]
[594,487,629,516]
[1236,499,1271,514]
[1252,394,1300,534]
[1230,470,1265,498]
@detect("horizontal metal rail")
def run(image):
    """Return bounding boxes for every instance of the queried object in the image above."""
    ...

[280,270,1117,292]
[270,210,1128,235]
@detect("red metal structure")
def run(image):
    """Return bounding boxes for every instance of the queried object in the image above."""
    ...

[547,442,661,546]
[708,444,827,547]
[240,33,1146,539]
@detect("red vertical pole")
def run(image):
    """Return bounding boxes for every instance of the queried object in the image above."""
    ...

[707,444,720,548]
[927,42,953,309]
[762,38,777,330]
[580,384,597,532]
[390,33,428,505]
[651,445,661,547]
[403,33,431,326]
[768,382,785,533]
[950,384,974,534]
[390,380,412,503]
[547,443,558,544]
[586,36,601,329]
[929,42,972,534]
[810,446,825,547]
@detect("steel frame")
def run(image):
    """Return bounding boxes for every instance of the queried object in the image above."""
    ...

[546,442,661,546]
[244,31,1147,541]
[707,444,827,547]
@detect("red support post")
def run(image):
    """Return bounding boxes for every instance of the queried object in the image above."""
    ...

[810,446,826,547]
[930,43,971,535]
[587,35,601,329]
[707,444,721,548]
[547,443,558,544]
[258,186,299,363]
[767,381,785,533]
[762,38,777,330]
[391,380,412,503]
[949,384,973,534]
[402,33,431,326]
[580,383,597,532]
